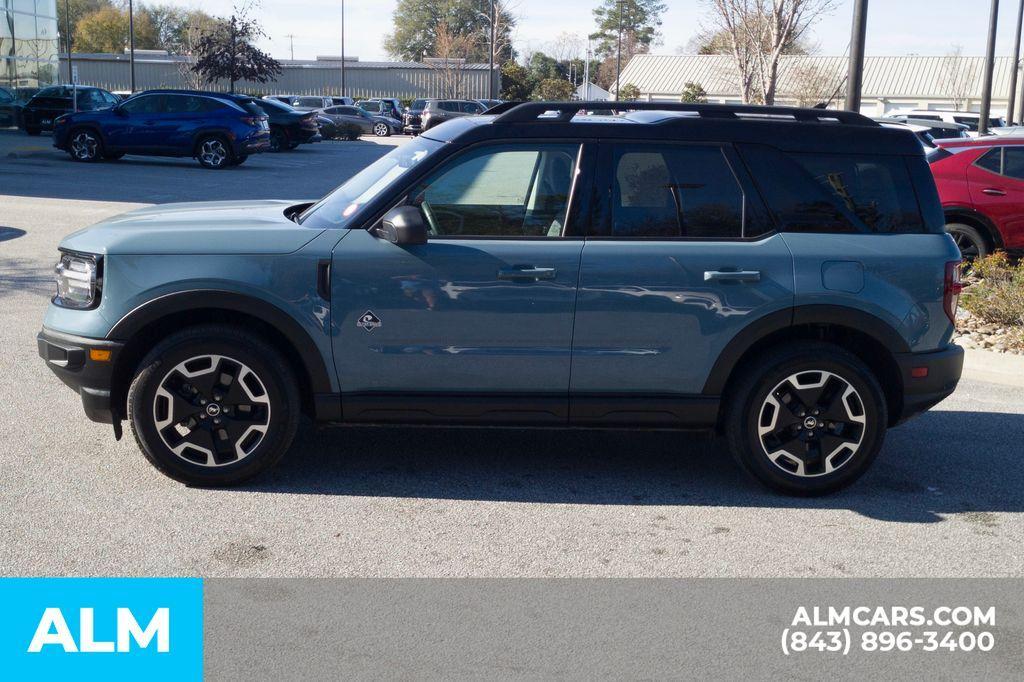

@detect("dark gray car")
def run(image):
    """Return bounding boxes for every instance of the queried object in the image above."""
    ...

[421,99,486,131]
[318,105,400,138]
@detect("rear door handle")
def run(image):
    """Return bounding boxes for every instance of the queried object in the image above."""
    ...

[704,270,761,283]
[981,188,1006,196]
[497,266,557,281]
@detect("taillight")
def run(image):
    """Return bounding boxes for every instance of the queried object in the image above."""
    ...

[943,260,963,324]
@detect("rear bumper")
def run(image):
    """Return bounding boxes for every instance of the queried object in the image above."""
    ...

[893,344,964,424]
[37,327,123,424]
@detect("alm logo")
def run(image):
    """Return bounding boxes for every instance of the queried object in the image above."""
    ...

[28,607,170,653]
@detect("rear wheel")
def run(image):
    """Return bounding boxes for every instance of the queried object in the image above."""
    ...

[724,342,887,496]
[269,127,287,153]
[127,325,300,486]
[68,128,102,162]
[373,122,390,137]
[196,135,233,169]
[946,222,989,260]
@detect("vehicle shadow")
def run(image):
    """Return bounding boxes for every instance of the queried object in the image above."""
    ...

[0,256,53,300]
[243,410,1024,523]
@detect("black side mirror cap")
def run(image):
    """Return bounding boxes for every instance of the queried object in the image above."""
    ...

[373,206,428,246]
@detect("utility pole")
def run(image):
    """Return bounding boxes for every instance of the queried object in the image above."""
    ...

[1009,0,1024,124]
[845,0,868,112]
[128,0,136,93]
[340,0,346,97]
[980,0,1000,135]
[488,0,496,100]
[64,0,73,85]
[583,38,591,97]
[615,0,622,101]
[286,34,295,61]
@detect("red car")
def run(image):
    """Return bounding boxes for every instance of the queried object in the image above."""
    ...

[930,136,1024,258]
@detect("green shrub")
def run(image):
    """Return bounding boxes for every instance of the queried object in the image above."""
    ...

[960,252,1024,329]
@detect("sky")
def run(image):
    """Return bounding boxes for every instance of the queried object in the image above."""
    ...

[150,1,1024,63]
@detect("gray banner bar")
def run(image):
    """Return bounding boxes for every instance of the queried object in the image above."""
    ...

[205,579,1024,680]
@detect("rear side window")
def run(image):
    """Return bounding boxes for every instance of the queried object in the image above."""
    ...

[598,143,764,240]
[439,101,459,112]
[411,99,426,110]
[739,145,926,234]
[975,147,1002,173]
[1002,148,1024,179]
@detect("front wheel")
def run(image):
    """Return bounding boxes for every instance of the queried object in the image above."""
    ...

[68,128,102,162]
[24,126,41,136]
[723,342,887,496]
[373,122,391,137]
[196,135,233,169]
[127,325,300,486]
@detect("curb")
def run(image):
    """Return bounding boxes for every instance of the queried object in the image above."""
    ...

[962,348,1024,387]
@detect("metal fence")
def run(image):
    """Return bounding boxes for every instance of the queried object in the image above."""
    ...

[58,54,499,100]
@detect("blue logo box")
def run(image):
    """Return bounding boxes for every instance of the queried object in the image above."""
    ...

[0,578,203,680]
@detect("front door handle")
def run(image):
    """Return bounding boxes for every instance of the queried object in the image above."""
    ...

[981,187,1006,196]
[497,266,557,281]
[704,270,761,283]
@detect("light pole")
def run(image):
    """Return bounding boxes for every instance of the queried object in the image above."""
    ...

[845,0,868,112]
[340,0,346,97]
[128,0,136,93]
[1009,0,1024,124]
[979,0,1000,136]
[488,0,496,100]
[64,0,73,85]
[615,0,622,101]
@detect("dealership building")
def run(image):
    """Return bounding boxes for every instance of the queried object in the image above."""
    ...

[1,0,59,95]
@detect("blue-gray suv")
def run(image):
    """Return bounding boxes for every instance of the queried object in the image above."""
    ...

[37,102,965,495]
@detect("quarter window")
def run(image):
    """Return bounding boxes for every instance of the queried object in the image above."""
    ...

[975,147,1002,174]
[604,144,750,239]
[1001,148,1024,179]
[411,143,580,238]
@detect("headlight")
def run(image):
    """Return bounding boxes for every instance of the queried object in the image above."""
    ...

[54,251,100,309]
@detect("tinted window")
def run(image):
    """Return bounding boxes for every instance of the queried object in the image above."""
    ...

[439,101,459,112]
[461,101,482,113]
[411,143,580,237]
[953,116,979,131]
[295,97,323,108]
[741,145,925,234]
[606,144,748,239]
[1002,148,1024,179]
[975,147,1002,174]
[120,95,162,114]
[411,99,426,110]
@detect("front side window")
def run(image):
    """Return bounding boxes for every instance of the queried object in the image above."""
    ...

[410,143,580,238]
[603,144,749,239]
[953,116,980,132]
[120,95,162,114]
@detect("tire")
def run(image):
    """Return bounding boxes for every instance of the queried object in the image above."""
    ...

[347,133,360,141]
[946,222,990,260]
[269,127,287,153]
[287,141,301,150]
[196,135,233,169]
[25,126,41,136]
[723,341,887,496]
[373,122,390,137]
[127,325,301,486]
[68,127,103,162]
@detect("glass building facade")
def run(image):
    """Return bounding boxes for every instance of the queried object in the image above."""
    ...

[1,0,59,96]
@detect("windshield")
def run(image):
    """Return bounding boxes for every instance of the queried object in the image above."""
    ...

[300,136,445,228]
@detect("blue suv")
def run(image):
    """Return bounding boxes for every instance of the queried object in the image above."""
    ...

[37,102,964,494]
[52,89,270,168]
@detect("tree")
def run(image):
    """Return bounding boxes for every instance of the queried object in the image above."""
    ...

[785,62,844,107]
[73,6,129,53]
[680,81,708,102]
[940,44,977,111]
[701,0,837,104]
[590,0,668,59]
[57,0,113,52]
[500,59,532,100]
[139,5,218,54]
[534,78,574,101]
[423,22,475,97]
[386,0,516,63]
[618,82,641,100]
[191,11,280,93]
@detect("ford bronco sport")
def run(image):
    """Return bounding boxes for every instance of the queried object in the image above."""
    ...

[38,102,964,495]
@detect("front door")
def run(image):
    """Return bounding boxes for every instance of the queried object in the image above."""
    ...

[570,141,795,425]
[967,145,1024,248]
[332,141,587,423]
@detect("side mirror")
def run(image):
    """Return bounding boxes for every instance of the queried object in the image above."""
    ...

[373,206,428,246]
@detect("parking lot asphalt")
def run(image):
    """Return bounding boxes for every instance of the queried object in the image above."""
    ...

[2,132,1024,577]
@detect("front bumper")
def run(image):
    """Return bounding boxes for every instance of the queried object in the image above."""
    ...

[37,327,123,425]
[893,344,964,424]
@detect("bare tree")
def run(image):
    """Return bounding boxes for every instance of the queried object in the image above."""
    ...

[425,22,475,98]
[701,0,837,104]
[785,61,844,107]
[175,13,218,90]
[940,44,976,111]
[547,31,583,64]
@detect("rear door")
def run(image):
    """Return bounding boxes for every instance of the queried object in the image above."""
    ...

[570,141,794,424]
[331,141,588,423]
[966,145,1024,247]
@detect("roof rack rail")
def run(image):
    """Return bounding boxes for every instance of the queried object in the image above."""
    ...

[492,101,879,127]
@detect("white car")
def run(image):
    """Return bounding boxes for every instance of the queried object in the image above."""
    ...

[884,109,1005,137]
